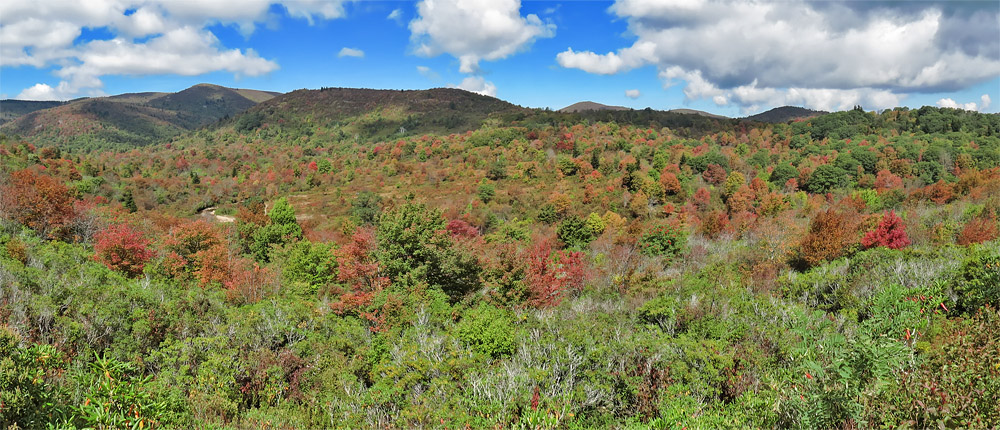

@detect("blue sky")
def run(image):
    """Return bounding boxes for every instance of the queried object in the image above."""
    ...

[2,0,998,116]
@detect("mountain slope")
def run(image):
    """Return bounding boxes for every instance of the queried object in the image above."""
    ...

[232,87,527,140]
[560,101,629,113]
[666,108,728,119]
[0,84,279,150]
[747,106,827,123]
[0,100,71,125]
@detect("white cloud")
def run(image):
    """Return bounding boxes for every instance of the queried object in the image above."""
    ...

[558,0,1000,111]
[410,0,554,74]
[2,0,346,100]
[449,76,497,97]
[625,89,640,99]
[338,47,364,58]
[416,65,439,80]
[387,8,403,22]
[936,94,993,112]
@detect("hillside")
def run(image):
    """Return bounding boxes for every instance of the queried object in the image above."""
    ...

[559,101,629,112]
[1,103,999,428]
[230,87,528,141]
[0,100,70,125]
[0,84,279,151]
[666,108,728,119]
[747,105,827,123]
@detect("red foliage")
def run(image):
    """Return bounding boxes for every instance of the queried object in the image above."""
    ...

[956,215,999,246]
[524,238,588,308]
[660,171,682,196]
[700,210,729,239]
[331,227,388,314]
[225,257,277,304]
[799,209,861,266]
[874,169,903,191]
[0,169,76,238]
[161,219,227,284]
[702,164,727,186]
[307,161,318,171]
[693,187,711,212]
[446,219,480,239]
[924,180,954,204]
[861,211,911,249]
[93,224,154,277]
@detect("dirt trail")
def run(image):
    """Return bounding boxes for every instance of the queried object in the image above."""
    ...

[200,207,235,223]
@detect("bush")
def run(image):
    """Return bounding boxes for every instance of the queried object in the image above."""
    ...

[638,224,687,260]
[94,223,155,277]
[953,244,1000,314]
[861,211,910,250]
[798,209,859,267]
[456,303,516,359]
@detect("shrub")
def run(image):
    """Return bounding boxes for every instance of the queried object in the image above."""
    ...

[456,303,516,359]
[804,164,848,194]
[956,215,999,246]
[638,224,687,260]
[799,209,860,267]
[861,211,910,250]
[953,244,1000,314]
[557,215,594,249]
[94,223,155,277]
[0,169,75,239]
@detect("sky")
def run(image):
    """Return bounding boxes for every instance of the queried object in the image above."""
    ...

[1,0,998,117]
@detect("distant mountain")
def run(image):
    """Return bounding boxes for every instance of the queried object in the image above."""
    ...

[232,87,527,140]
[0,84,279,150]
[560,101,630,113]
[746,106,827,123]
[0,100,70,125]
[666,108,728,119]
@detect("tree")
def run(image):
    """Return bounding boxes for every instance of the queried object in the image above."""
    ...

[93,224,154,277]
[351,191,382,225]
[250,197,303,262]
[0,169,75,239]
[121,189,137,213]
[861,211,910,249]
[376,204,480,301]
[804,165,848,194]
[799,209,859,267]
[660,171,682,196]
[557,215,594,249]
[770,163,799,186]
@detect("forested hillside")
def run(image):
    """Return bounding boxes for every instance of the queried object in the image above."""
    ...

[1,99,999,429]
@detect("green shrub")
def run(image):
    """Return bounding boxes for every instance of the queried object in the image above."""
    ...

[456,303,516,358]
[638,224,687,259]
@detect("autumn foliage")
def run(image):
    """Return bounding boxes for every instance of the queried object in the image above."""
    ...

[956,215,999,246]
[93,223,155,277]
[0,169,75,239]
[524,238,588,308]
[799,209,860,267]
[861,211,911,250]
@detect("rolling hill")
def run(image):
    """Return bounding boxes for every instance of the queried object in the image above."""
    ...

[230,87,528,141]
[746,106,827,123]
[559,101,630,113]
[0,84,280,150]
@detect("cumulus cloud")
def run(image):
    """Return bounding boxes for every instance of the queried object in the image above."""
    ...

[338,47,364,58]
[410,0,554,95]
[1,0,346,100]
[625,89,640,99]
[449,76,497,97]
[558,0,1000,111]
[936,94,993,112]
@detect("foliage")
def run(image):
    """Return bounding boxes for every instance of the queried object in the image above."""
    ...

[799,209,859,267]
[861,210,910,250]
[456,303,517,359]
[93,223,155,277]
[0,169,75,239]
[638,224,687,260]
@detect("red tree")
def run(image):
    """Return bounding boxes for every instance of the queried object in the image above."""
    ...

[956,215,999,246]
[331,227,388,314]
[93,224,154,277]
[799,209,860,267]
[861,211,911,249]
[0,169,75,239]
[524,238,588,308]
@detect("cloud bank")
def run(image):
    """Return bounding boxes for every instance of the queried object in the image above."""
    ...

[2,0,348,100]
[557,0,1000,112]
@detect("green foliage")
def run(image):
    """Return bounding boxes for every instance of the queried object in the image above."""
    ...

[456,303,517,359]
[556,155,578,176]
[638,224,687,259]
[377,203,480,301]
[477,181,495,203]
[557,215,594,249]
[805,164,848,193]
[351,191,382,225]
[770,163,799,186]
[953,243,1000,314]
[250,198,303,262]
